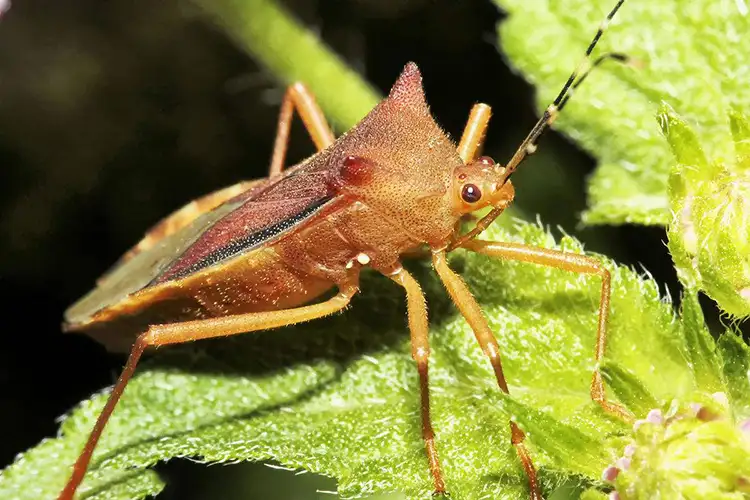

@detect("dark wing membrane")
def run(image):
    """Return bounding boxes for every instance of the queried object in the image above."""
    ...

[65,165,335,326]
[155,168,333,283]
[94,179,269,287]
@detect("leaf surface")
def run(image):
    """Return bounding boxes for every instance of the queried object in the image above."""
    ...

[5,221,740,500]
[494,0,750,225]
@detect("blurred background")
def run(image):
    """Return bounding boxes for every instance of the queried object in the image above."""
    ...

[0,0,704,498]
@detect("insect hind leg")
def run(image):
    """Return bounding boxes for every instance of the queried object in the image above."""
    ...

[269,83,335,177]
[58,282,359,500]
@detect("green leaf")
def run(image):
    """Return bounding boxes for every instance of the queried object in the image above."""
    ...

[599,361,659,417]
[728,107,750,169]
[717,332,750,420]
[580,489,608,500]
[493,0,750,225]
[679,292,723,392]
[657,102,709,174]
[4,219,737,500]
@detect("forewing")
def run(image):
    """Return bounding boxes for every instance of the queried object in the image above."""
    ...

[155,167,334,283]
[65,163,336,327]
[95,180,268,286]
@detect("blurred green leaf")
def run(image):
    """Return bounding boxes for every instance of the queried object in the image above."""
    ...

[729,107,750,168]
[494,0,750,225]
[657,102,709,174]
[3,221,746,500]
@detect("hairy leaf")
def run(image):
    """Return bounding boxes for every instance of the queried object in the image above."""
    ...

[494,0,750,225]
[3,221,745,500]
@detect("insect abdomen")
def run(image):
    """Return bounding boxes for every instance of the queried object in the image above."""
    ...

[70,246,336,352]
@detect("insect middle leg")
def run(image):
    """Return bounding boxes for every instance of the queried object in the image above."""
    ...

[432,250,541,500]
[58,280,359,500]
[269,82,335,176]
[461,239,633,422]
[389,266,446,494]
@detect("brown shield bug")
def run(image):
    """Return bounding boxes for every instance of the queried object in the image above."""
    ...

[59,1,631,498]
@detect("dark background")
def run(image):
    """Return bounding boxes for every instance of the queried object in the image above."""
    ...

[0,0,698,497]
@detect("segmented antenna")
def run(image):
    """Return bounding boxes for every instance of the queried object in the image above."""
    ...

[557,52,628,111]
[507,0,626,176]
[449,0,628,251]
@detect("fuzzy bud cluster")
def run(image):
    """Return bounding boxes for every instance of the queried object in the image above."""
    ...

[659,104,750,319]
[602,393,750,499]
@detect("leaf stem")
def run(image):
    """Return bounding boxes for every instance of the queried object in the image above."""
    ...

[192,0,381,130]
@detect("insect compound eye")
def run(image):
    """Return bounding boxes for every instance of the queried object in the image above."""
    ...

[461,183,482,204]
[476,156,495,167]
